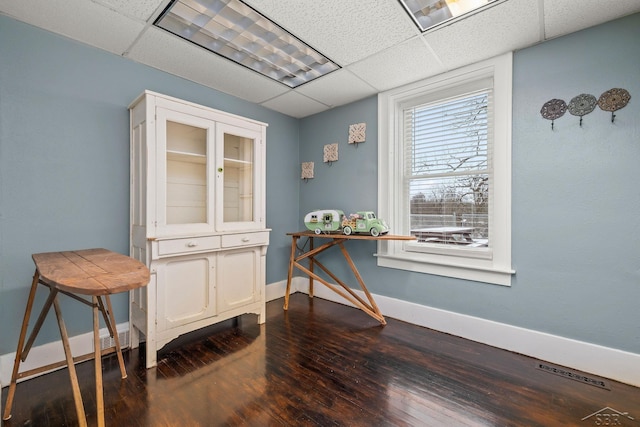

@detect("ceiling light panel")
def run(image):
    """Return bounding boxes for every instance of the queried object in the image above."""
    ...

[400,0,500,32]
[155,0,340,87]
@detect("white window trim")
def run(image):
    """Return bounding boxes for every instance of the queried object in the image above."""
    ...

[377,52,514,286]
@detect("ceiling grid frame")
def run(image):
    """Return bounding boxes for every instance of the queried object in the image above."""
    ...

[1,0,639,117]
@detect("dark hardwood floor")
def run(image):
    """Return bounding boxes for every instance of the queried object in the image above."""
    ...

[2,293,639,426]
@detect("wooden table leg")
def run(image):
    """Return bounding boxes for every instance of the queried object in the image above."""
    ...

[290,238,387,325]
[284,235,298,310]
[104,295,127,379]
[20,286,57,361]
[308,237,314,298]
[294,261,386,324]
[93,296,105,427]
[338,242,385,324]
[53,297,88,427]
[2,270,40,421]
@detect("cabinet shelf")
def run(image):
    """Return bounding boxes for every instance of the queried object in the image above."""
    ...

[167,150,207,164]
[224,157,252,167]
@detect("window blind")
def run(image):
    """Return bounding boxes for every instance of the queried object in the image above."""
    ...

[404,87,493,245]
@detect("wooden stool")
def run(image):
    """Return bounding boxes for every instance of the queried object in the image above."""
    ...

[2,249,149,427]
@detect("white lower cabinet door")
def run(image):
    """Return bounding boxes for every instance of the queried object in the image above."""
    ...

[156,254,216,331]
[217,248,258,313]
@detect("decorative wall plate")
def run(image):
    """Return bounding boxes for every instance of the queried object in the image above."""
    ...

[348,122,366,144]
[598,88,631,123]
[301,161,314,179]
[567,93,597,126]
[540,98,567,130]
[324,143,338,163]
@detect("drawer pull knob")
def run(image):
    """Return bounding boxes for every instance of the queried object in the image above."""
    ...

[187,241,198,247]
[242,237,250,242]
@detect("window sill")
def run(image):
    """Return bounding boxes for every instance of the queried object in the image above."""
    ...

[376,252,515,286]
[406,242,493,260]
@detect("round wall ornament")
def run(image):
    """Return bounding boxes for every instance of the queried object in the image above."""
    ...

[567,93,597,126]
[540,98,567,130]
[598,88,631,123]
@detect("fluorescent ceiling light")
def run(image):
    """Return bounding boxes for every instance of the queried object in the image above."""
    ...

[155,0,340,88]
[400,0,499,32]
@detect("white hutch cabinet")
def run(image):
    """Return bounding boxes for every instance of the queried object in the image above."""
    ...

[129,91,269,368]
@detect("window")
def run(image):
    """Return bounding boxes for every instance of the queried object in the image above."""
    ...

[377,53,514,286]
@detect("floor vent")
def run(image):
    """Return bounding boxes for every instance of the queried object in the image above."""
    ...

[100,330,130,350]
[536,362,609,390]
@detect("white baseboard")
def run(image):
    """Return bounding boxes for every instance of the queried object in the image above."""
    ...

[4,282,638,389]
[265,279,292,303]
[270,277,640,388]
[0,323,129,387]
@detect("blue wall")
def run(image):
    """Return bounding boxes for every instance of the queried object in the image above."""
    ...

[0,16,299,353]
[298,13,640,355]
[1,12,639,359]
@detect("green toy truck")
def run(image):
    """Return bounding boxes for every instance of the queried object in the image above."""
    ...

[341,211,389,236]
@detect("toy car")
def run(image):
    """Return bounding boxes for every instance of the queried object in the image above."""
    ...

[342,211,389,236]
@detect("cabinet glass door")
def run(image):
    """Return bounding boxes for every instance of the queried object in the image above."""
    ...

[166,120,207,224]
[156,107,215,235]
[216,123,263,231]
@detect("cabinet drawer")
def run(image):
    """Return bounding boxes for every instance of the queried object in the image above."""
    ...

[158,236,221,256]
[221,231,269,248]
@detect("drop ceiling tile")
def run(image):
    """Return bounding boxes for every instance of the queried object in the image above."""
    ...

[127,27,289,104]
[260,91,330,118]
[3,0,639,120]
[91,0,166,21]
[347,37,447,92]
[544,0,640,39]
[0,0,145,55]
[425,0,540,71]
[243,0,419,66]
[295,69,377,108]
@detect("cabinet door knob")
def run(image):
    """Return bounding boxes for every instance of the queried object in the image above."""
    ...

[242,237,250,242]
[187,241,198,247]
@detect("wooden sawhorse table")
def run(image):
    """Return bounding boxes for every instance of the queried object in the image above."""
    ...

[284,231,415,325]
[2,248,149,427]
